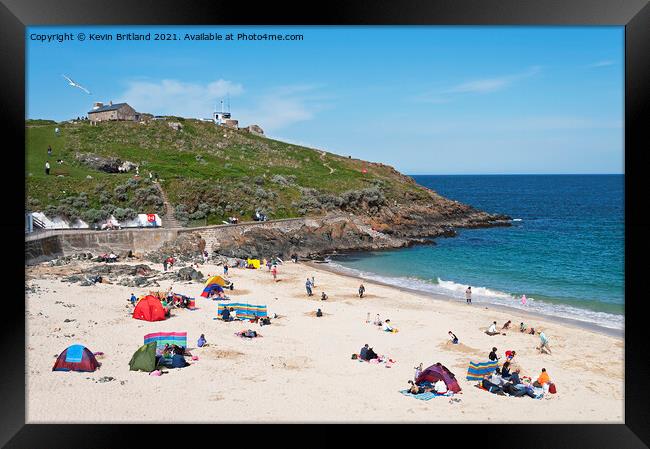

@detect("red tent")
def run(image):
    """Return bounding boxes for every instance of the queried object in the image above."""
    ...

[52,344,101,372]
[132,295,167,322]
[415,363,462,393]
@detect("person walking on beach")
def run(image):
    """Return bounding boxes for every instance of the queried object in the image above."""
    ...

[223,264,229,276]
[305,278,313,297]
[45,161,51,175]
[366,312,371,323]
[537,332,552,354]
[465,286,472,304]
[271,265,278,281]
[358,283,366,298]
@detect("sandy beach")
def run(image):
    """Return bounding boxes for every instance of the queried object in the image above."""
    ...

[26,259,624,423]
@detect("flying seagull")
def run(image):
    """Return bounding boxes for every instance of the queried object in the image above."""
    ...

[62,74,91,94]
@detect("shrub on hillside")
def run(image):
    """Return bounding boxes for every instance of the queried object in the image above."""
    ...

[81,208,110,225]
[113,207,137,222]
[114,185,129,202]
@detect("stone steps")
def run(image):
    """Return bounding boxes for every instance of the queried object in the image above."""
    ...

[154,182,182,229]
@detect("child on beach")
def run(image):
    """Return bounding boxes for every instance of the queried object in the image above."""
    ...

[502,320,512,330]
[359,284,365,298]
[321,292,328,301]
[486,321,499,336]
[465,286,472,304]
[448,331,459,344]
[197,334,207,347]
[489,347,499,361]
[374,314,382,326]
[271,265,278,281]
[520,322,527,332]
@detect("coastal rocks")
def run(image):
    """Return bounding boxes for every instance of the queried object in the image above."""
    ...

[75,153,124,173]
[49,253,94,266]
[176,267,204,282]
[144,233,206,263]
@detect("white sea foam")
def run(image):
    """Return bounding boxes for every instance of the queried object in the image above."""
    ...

[326,262,623,331]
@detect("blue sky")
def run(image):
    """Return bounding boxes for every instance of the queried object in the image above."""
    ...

[26,26,624,174]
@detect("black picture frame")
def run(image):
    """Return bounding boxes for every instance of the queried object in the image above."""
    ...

[3,0,648,447]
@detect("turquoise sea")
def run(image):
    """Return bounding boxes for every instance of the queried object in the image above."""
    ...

[329,175,624,330]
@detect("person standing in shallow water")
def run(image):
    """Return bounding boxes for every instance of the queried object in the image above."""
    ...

[465,286,472,304]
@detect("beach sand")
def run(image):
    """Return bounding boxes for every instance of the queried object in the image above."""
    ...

[26,259,624,423]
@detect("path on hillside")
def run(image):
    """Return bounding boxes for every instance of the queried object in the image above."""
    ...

[153,182,182,228]
[320,151,336,175]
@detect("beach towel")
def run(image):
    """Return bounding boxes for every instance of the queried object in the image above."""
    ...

[218,303,267,320]
[466,360,499,381]
[399,390,452,401]
[144,332,188,354]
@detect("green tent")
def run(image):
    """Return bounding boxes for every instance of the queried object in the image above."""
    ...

[129,342,159,372]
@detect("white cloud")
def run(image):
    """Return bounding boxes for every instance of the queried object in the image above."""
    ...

[588,60,615,68]
[416,66,541,103]
[236,84,330,133]
[118,78,244,118]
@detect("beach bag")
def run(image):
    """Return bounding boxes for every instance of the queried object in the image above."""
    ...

[549,383,557,394]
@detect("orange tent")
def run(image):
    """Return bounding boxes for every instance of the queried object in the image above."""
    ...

[132,295,167,322]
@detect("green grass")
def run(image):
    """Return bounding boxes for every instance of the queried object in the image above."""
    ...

[26,119,437,222]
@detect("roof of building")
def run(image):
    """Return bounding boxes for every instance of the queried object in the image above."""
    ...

[88,102,130,114]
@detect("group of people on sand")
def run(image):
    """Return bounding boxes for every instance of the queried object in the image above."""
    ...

[485,319,552,354]
[365,313,398,333]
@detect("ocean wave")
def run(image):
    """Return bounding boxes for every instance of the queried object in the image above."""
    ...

[325,262,623,331]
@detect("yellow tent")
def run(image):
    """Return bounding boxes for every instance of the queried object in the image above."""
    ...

[205,275,227,287]
[247,259,261,269]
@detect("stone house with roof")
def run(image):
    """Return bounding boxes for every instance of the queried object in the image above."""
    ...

[88,101,139,122]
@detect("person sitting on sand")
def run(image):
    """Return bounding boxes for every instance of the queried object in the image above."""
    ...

[448,331,459,344]
[220,307,232,322]
[533,368,550,388]
[365,347,379,360]
[537,332,551,354]
[520,322,527,333]
[505,350,516,362]
[383,319,395,332]
[434,379,448,395]
[360,344,370,360]
[501,361,512,379]
[529,327,536,335]
[374,314,382,326]
[490,368,506,387]
[502,320,512,330]
[260,316,271,326]
[316,308,323,317]
[359,284,365,298]
[509,368,522,385]
[321,292,328,301]
[197,334,207,347]
[486,321,500,336]
[489,347,499,362]
[171,352,189,368]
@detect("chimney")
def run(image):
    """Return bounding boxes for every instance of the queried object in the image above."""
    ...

[109,101,113,106]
